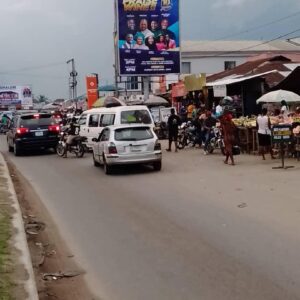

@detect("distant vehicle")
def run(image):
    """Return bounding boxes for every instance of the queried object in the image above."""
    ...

[6,113,60,156]
[77,105,154,147]
[92,124,162,174]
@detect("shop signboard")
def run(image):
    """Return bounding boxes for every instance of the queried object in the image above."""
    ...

[213,85,227,98]
[0,85,33,107]
[272,124,292,144]
[116,0,180,76]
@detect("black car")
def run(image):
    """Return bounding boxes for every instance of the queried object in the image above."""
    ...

[7,113,60,156]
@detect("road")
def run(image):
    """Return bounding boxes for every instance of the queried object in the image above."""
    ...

[1,135,300,300]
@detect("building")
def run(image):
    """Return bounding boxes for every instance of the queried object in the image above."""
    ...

[181,38,300,75]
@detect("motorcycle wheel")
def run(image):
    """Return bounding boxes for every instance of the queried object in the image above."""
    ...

[75,143,85,158]
[177,135,186,149]
[207,139,215,154]
[56,143,65,157]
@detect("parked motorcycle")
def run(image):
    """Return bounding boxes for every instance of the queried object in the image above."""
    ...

[56,128,87,158]
[205,127,225,155]
[177,122,198,149]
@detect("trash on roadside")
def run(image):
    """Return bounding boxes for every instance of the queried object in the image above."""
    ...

[237,203,247,208]
[25,221,46,235]
[42,271,83,281]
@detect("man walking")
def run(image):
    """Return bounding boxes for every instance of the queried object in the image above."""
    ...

[166,108,181,152]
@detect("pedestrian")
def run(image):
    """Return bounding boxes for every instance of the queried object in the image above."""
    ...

[220,111,237,165]
[257,108,275,160]
[166,108,181,152]
[187,102,195,121]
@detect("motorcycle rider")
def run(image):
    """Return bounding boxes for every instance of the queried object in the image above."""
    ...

[63,117,79,158]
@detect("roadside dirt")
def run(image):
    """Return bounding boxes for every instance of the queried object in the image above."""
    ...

[5,156,98,300]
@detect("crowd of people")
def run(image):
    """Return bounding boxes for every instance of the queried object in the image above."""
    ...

[166,103,238,166]
[166,99,300,165]
[121,18,177,51]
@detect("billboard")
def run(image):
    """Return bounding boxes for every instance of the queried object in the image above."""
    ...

[116,0,180,76]
[0,85,33,107]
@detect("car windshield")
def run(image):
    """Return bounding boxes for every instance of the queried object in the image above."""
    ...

[115,127,153,141]
[121,110,152,124]
[20,114,57,128]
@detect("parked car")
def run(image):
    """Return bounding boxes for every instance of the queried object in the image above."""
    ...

[77,105,155,147]
[92,124,162,174]
[7,113,60,156]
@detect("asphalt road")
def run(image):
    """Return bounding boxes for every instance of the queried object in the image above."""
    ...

[1,135,300,300]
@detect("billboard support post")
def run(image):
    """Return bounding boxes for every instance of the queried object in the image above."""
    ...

[143,77,150,101]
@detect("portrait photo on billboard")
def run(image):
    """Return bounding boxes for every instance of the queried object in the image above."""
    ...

[116,0,180,76]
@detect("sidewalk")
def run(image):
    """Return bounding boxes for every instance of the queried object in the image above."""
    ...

[0,153,38,300]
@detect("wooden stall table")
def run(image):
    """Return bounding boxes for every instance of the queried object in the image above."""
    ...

[237,127,251,154]
[295,135,300,161]
[251,128,259,154]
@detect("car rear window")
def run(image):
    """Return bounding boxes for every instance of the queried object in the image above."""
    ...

[115,127,153,141]
[121,110,152,124]
[20,114,57,127]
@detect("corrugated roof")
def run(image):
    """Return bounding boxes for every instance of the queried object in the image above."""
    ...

[207,56,292,82]
[182,39,300,53]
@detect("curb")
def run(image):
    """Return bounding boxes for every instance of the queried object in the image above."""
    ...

[0,153,39,300]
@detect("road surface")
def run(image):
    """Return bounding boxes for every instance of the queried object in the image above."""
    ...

[1,135,300,300]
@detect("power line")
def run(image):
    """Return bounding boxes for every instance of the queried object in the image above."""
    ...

[189,27,300,59]
[213,10,300,41]
[0,61,66,75]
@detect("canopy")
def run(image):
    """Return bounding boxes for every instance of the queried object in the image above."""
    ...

[92,97,105,108]
[256,89,300,104]
[144,96,169,106]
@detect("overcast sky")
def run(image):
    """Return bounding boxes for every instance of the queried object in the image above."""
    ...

[0,0,300,100]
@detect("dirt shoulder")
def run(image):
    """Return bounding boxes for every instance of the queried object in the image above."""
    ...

[5,156,98,300]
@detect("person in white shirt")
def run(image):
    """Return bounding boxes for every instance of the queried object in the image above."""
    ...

[121,34,135,49]
[281,100,289,118]
[257,108,275,160]
[135,19,154,40]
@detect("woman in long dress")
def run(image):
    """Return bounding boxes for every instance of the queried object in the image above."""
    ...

[220,112,237,165]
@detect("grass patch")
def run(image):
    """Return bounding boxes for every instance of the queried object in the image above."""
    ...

[0,211,13,300]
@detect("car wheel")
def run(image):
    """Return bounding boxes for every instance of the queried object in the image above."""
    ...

[93,152,100,167]
[7,139,13,152]
[153,161,162,171]
[103,157,112,175]
[14,142,22,156]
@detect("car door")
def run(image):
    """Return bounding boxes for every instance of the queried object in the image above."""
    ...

[98,128,110,163]
[87,113,102,145]
[78,113,88,137]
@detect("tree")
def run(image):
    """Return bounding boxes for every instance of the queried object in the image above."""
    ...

[37,95,48,103]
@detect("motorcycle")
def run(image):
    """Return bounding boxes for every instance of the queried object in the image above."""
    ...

[177,122,198,149]
[56,127,88,158]
[205,127,225,155]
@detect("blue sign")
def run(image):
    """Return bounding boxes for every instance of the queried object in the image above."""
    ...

[116,0,180,76]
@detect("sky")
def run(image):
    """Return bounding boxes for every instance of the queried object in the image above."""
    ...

[0,0,300,100]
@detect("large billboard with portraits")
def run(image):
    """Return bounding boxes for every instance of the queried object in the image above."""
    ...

[116,0,180,76]
[0,85,33,107]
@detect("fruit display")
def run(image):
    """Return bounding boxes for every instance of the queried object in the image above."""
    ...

[232,117,257,128]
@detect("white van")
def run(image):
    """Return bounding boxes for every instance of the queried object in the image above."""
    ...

[77,105,154,146]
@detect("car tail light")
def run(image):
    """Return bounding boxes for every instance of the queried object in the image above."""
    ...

[33,114,40,119]
[108,143,118,154]
[17,128,29,135]
[154,140,161,151]
[48,125,60,132]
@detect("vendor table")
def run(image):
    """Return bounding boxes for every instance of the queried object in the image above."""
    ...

[295,135,300,161]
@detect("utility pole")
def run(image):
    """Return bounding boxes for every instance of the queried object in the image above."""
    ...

[67,58,78,108]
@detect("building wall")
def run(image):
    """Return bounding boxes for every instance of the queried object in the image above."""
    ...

[181,55,248,75]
